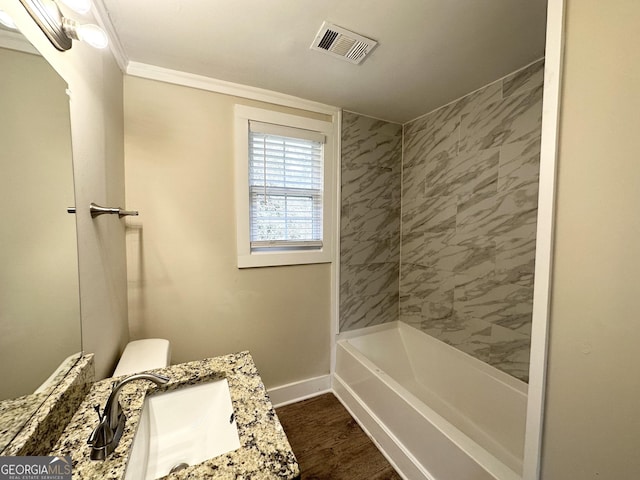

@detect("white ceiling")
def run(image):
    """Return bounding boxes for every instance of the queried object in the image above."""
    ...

[100,0,547,123]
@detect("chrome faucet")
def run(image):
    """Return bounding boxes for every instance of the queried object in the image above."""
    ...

[88,372,169,461]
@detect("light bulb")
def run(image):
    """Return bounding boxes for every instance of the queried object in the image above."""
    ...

[0,10,18,30]
[60,0,92,15]
[63,18,108,49]
[75,23,108,49]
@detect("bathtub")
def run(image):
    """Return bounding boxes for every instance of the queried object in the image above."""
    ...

[333,321,527,480]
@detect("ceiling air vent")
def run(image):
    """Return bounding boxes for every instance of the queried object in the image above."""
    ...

[310,22,377,65]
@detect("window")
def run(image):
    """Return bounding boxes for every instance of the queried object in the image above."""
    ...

[234,105,336,268]
[249,122,324,249]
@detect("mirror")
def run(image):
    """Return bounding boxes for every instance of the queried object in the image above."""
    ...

[0,23,82,450]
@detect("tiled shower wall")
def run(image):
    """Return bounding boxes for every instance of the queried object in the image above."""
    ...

[339,112,402,331]
[400,60,544,381]
[338,60,543,381]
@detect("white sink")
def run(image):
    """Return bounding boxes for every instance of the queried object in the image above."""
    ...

[125,378,241,480]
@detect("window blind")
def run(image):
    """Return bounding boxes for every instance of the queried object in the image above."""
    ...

[248,121,325,250]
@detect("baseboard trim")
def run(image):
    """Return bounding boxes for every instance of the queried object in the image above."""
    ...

[268,375,332,408]
[332,374,433,480]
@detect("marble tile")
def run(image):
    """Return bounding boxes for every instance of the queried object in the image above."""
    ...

[493,183,539,237]
[429,315,532,371]
[341,230,396,265]
[388,142,403,174]
[351,65,543,379]
[340,292,399,331]
[340,200,350,222]
[488,332,531,382]
[390,224,401,260]
[424,316,494,362]
[400,232,426,266]
[401,230,457,271]
[344,196,400,236]
[404,81,501,140]
[398,65,542,380]
[407,69,501,136]
[401,157,426,201]
[342,133,402,170]
[456,183,538,242]
[454,272,533,333]
[414,148,459,199]
[493,311,533,337]
[455,191,497,239]
[399,264,434,298]
[457,82,504,122]
[402,195,457,234]
[339,273,350,300]
[495,235,537,287]
[420,312,472,334]
[448,147,499,200]
[403,113,430,138]
[403,118,458,183]
[400,264,455,320]
[399,294,423,325]
[341,262,398,298]
[503,59,545,98]
[451,236,496,278]
[459,85,543,153]
[411,106,461,160]
[342,163,399,202]
[423,151,459,198]
[342,110,402,142]
[340,111,402,332]
[498,135,541,192]
[452,336,493,362]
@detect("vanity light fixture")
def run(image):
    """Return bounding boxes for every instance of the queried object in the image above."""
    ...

[62,17,107,48]
[59,0,91,15]
[18,0,107,51]
[0,10,18,30]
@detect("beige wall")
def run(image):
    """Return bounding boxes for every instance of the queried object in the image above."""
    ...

[1,1,128,380]
[541,0,640,477]
[124,76,332,389]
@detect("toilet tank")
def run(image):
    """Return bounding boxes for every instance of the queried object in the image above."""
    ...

[113,339,171,377]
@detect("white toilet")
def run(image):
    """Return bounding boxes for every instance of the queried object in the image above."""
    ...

[113,338,171,377]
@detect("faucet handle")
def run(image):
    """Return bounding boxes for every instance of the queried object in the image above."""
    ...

[92,404,103,421]
[87,405,103,446]
[87,416,113,448]
[87,427,97,446]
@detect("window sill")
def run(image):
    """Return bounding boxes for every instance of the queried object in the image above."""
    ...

[237,249,332,268]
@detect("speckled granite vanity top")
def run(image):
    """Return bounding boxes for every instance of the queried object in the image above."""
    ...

[50,352,299,479]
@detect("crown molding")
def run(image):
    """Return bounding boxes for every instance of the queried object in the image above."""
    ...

[126,61,340,116]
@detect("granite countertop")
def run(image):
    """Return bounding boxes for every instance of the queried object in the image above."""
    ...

[0,392,48,449]
[50,352,299,480]
[3,354,94,456]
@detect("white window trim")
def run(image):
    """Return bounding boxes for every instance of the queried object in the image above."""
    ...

[234,104,337,268]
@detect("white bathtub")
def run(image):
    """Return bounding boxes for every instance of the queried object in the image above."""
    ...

[334,321,527,480]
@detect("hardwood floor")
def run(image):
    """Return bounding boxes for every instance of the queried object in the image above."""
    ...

[276,393,402,480]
